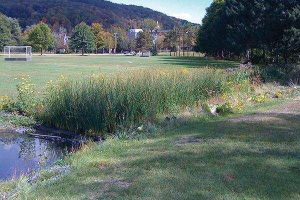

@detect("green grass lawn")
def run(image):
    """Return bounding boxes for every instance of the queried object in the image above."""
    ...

[0,55,238,96]
[2,99,299,199]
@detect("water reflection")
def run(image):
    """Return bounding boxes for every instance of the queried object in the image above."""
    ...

[0,130,73,180]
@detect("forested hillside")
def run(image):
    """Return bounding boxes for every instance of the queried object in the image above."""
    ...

[0,0,190,31]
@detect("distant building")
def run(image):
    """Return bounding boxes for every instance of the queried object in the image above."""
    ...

[54,27,69,53]
[128,29,143,40]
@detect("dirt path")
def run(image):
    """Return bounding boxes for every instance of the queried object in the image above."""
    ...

[265,100,300,114]
[228,100,300,123]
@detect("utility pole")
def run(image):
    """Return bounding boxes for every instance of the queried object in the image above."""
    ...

[114,33,118,54]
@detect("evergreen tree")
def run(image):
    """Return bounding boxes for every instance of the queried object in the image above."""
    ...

[27,22,55,55]
[70,22,96,55]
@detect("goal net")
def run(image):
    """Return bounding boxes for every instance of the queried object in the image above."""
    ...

[4,46,32,61]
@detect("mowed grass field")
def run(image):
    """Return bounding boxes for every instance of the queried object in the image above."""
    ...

[0,55,238,96]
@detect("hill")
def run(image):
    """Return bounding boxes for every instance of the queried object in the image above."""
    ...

[0,0,192,31]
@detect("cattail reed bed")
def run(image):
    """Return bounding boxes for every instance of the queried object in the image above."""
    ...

[38,69,248,135]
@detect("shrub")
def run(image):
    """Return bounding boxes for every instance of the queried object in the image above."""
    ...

[216,102,234,115]
[274,91,283,98]
[252,93,269,103]
[0,96,14,111]
[15,77,38,115]
[259,64,300,85]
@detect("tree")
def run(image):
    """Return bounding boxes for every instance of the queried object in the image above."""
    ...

[224,0,266,60]
[262,1,300,63]
[128,39,136,52]
[0,13,21,50]
[70,22,96,55]
[91,23,105,53]
[196,0,300,64]
[164,29,179,56]
[8,17,21,45]
[142,19,158,31]
[27,22,55,55]
[182,24,198,56]
[103,32,114,54]
[156,34,166,50]
[136,31,152,53]
[196,0,228,57]
[110,26,130,52]
[183,31,194,55]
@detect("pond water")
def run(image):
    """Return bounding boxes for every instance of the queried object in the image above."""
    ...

[0,129,75,181]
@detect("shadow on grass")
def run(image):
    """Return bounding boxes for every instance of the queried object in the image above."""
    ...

[117,112,300,199]
[158,56,239,69]
[22,112,300,199]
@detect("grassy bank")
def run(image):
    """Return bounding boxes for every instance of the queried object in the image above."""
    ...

[1,99,299,199]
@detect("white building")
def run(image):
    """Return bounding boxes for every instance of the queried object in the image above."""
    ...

[128,29,143,40]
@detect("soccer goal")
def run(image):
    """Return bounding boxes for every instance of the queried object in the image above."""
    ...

[4,46,32,61]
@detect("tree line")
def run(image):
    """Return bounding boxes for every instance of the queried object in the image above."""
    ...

[196,0,300,64]
[0,12,199,56]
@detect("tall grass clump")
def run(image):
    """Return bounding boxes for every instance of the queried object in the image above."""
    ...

[38,69,247,135]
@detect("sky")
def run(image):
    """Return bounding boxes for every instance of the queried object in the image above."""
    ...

[109,0,213,24]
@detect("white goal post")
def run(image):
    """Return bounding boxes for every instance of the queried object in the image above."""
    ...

[4,46,32,61]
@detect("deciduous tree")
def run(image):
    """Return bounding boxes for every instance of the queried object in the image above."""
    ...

[196,0,300,64]
[91,23,105,53]
[136,31,152,53]
[0,13,21,50]
[27,22,55,55]
[164,29,179,56]
[103,32,114,54]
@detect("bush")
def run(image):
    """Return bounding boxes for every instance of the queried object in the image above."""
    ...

[252,93,269,103]
[15,77,38,115]
[0,96,14,111]
[259,64,300,85]
[151,48,158,56]
[216,102,234,115]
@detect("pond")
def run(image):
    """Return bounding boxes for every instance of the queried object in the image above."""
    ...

[0,129,76,181]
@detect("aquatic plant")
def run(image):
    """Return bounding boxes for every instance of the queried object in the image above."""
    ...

[38,69,251,135]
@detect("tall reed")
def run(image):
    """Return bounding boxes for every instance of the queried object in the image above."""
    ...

[38,68,239,135]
